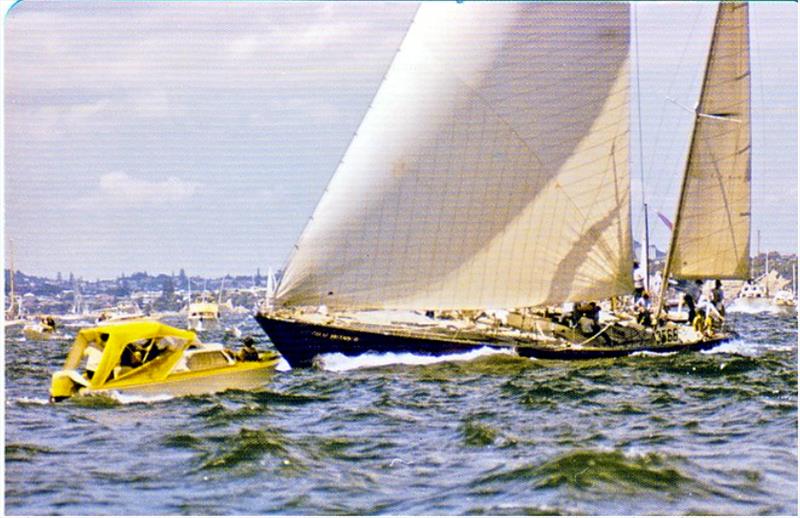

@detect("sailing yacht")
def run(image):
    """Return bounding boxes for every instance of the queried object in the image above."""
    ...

[256,2,751,367]
[4,240,26,329]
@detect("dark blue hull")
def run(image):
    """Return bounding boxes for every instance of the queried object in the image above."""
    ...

[514,335,729,360]
[254,314,506,368]
[254,313,730,368]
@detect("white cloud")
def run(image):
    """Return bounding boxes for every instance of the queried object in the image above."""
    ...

[5,3,414,98]
[228,34,260,60]
[73,172,200,209]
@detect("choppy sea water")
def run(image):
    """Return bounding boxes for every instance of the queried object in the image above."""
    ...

[5,311,797,515]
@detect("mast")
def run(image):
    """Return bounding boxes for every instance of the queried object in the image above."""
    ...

[6,239,17,319]
[656,3,721,317]
[756,229,760,278]
[643,204,651,291]
[634,5,650,293]
[72,276,82,315]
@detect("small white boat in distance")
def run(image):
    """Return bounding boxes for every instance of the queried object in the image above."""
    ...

[96,303,148,324]
[727,282,770,313]
[772,290,797,312]
[187,301,220,332]
[22,316,70,341]
[727,281,795,314]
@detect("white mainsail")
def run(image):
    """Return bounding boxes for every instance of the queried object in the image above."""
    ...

[266,267,276,299]
[277,3,632,311]
[668,2,751,280]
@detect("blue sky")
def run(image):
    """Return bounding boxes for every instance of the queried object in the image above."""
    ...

[3,1,797,279]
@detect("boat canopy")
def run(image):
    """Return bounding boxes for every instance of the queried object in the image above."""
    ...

[63,322,197,389]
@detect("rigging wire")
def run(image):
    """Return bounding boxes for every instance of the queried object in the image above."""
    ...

[639,3,709,249]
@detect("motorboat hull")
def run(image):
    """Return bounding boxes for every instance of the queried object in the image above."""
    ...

[22,325,69,341]
[255,313,730,368]
[80,361,277,399]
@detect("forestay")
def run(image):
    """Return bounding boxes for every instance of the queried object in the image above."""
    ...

[277,2,632,310]
[669,2,751,280]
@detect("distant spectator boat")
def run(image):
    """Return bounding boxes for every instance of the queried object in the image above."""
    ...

[22,316,70,341]
[727,278,796,314]
[186,300,220,332]
[95,302,148,324]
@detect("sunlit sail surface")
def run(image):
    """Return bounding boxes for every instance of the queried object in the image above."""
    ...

[277,2,632,311]
[668,2,751,280]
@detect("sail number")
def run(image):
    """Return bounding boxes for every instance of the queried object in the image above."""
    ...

[654,328,678,344]
[312,331,359,342]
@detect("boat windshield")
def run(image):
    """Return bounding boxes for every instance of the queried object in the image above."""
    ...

[63,332,109,371]
[62,322,196,387]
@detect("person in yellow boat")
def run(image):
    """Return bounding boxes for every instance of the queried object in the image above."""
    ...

[39,315,56,332]
[116,338,165,379]
[237,336,259,362]
[120,343,145,368]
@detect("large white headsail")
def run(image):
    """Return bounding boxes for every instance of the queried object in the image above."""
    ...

[669,2,751,280]
[277,2,632,310]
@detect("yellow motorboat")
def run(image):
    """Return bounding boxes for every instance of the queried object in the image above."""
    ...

[49,321,280,402]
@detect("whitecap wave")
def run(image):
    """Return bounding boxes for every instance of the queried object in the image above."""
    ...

[700,338,794,356]
[275,357,292,372]
[726,303,796,315]
[110,392,176,404]
[317,346,514,372]
[12,397,51,405]
[629,350,679,358]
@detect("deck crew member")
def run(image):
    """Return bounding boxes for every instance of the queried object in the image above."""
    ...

[684,279,703,323]
[633,262,645,299]
[697,290,723,324]
[574,302,609,345]
[711,279,725,317]
[634,292,652,326]
[692,308,712,334]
